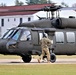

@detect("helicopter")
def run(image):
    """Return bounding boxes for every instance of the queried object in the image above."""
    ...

[0,4,76,63]
[0,27,56,63]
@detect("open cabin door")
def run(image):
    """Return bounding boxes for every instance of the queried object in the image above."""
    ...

[31,28,56,53]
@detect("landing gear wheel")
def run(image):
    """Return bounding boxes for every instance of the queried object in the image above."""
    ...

[50,53,56,63]
[22,55,32,63]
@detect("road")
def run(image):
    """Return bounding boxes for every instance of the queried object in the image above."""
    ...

[0,58,76,65]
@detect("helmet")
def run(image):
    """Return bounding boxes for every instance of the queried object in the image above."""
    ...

[43,33,48,38]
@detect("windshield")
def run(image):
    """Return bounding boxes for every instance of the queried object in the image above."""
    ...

[11,30,21,40]
[2,29,16,39]
[2,28,31,41]
[2,29,21,41]
[20,30,31,41]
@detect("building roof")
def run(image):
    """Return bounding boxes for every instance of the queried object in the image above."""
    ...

[0,4,53,16]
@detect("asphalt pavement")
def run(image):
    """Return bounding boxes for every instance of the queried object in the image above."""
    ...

[0,58,76,65]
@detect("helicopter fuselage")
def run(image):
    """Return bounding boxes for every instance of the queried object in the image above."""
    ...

[0,27,76,63]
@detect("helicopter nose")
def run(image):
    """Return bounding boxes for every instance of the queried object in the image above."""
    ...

[6,40,17,52]
[0,39,8,54]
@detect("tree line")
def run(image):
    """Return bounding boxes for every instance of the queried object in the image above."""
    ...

[0,0,75,7]
[0,0,52,6]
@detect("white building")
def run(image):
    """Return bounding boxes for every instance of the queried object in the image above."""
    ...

[0,15,34,37]
[0,4,76,37]
[0,4,52,37]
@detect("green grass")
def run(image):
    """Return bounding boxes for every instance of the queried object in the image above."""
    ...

[0,55,76,75]
[0,64,76,75]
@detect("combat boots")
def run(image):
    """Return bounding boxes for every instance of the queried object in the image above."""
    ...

[38,59,40,63]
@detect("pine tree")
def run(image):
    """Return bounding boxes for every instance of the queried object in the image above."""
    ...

[15,0,24,6]
[26,0,52,5]
[0,3,6,7]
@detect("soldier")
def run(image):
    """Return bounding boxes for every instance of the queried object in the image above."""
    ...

[38,33,52,63]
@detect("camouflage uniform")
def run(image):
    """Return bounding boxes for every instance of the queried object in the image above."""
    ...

[38,37,51,63]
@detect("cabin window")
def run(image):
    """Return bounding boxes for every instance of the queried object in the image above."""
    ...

[39,33,43,40]
[39,33,48,40]
[66,32,75,43]
[55,32,64,43]
[20,31,31,41]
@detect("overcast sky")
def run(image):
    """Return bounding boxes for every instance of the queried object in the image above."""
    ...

[0,0,76,6]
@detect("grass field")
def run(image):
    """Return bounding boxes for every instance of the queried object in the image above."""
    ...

[0,64,76,75]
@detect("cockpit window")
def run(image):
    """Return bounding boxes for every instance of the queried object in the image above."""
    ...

[2,29,16,39]
[20,30,31,41]
[12,30,21,40]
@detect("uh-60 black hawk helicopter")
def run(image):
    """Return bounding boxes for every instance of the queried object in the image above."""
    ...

[1,4,76,63]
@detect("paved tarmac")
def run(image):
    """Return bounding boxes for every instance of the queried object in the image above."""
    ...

[0,58,76,65]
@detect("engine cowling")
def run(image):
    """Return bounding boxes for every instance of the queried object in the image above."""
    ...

[51,18,76,29]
